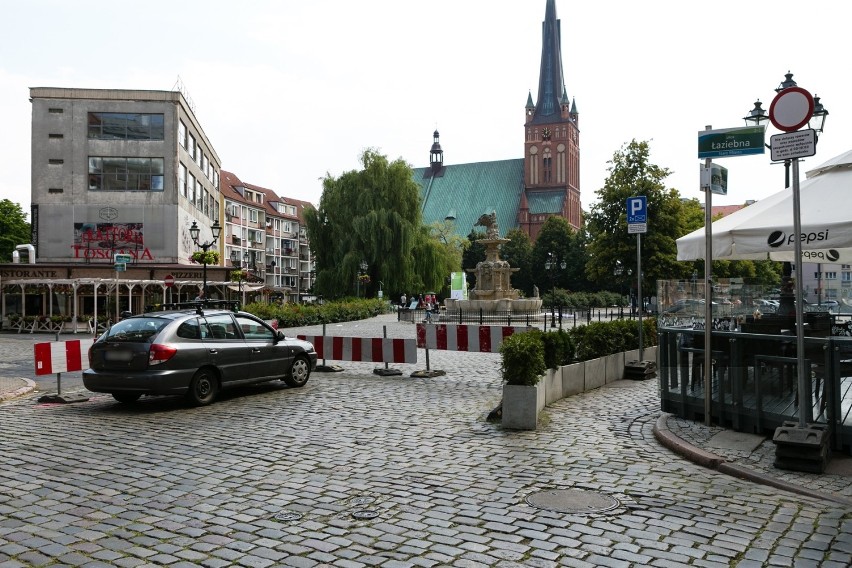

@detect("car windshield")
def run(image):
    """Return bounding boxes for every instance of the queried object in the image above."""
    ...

[104,317,168,342]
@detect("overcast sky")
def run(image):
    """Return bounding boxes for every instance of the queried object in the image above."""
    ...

[2,0,851,222]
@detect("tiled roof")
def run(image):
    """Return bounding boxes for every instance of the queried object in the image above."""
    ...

[412,159,525,238]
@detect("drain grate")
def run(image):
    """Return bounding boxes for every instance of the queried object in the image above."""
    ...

[273,511,303,522]
[525,489,620,514]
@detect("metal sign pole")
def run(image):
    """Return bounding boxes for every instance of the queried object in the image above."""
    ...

[791,158,809,427]
[637,232,643,361]
[703,126,714,426]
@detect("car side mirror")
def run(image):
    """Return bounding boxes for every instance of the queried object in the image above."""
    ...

[275,330,286,342]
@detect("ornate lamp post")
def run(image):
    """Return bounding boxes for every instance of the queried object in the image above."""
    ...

[189,219,221,302]
[357,260,368,298]
[743,72,828,433]
[545,252,566,328]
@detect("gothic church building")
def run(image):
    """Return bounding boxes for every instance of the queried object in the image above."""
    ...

[414,0,581,241]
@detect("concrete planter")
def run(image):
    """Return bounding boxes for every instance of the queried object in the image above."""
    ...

[544,368,562,405]
[562,362,584,397]
[502,382,545,430]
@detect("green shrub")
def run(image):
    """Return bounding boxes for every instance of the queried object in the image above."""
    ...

[500,329,546,386]
[242,298,391,329]
[541,329,573,369]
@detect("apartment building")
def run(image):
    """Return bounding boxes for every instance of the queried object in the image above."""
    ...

[0,87,313,322]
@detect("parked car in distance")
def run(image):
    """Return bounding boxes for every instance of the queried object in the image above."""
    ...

[753,299,778,311]
[83,305,317,406]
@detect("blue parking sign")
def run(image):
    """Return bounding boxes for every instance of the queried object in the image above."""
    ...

[626,196,647,224]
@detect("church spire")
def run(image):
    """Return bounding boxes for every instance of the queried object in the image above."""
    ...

[532,0,565,124]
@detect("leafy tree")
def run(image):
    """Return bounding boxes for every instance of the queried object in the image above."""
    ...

[0,200,30,262]
[500,228,533,297]
[531,216,579,296]
[461,230,486,290]
[304,149,455,299]
[586,140,697,295]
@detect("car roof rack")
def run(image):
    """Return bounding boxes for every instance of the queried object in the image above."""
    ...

[158,300,241,315]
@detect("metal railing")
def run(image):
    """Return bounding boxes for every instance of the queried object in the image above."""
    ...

[658,325,852,453]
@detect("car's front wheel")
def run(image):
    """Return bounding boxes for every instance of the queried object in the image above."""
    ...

[283,356,311,388]
[186,368,219,406]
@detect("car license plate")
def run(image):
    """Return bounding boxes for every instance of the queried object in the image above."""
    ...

[104,351,133,362]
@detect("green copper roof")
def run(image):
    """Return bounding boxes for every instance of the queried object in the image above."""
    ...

[412,159,525,238]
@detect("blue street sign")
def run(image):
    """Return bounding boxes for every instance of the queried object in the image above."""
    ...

[626,196,647,224]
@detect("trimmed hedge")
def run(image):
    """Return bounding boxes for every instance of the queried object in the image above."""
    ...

[500,329,546,386]
[243,298,392,328]
[501,317,657,384]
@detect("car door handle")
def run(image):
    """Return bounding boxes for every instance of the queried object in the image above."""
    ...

[252,348,261,353]
[208,349,219,354]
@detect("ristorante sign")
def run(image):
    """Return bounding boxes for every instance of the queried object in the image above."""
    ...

[72,222,155,260]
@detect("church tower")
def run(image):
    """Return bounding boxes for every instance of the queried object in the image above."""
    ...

[520,0,581,240]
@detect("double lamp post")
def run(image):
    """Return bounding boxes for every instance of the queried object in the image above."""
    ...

[189,220,221,302]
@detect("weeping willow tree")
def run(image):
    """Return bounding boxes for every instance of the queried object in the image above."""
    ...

[304,149,456,299]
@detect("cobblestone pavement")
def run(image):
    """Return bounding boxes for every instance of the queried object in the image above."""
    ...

[1,315,851,567]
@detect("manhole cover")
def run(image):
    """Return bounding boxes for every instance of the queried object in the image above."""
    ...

[525,489,620,514]
[351,496,375,505]
[274,511,303,522]
[351,509,380,520]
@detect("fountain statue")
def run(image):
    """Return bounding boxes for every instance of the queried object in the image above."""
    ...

[443,212,542,316]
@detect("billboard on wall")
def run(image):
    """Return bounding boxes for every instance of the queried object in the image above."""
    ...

[72,222,152,260]
[450,271,467,301]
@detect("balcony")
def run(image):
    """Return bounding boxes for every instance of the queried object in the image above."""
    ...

[231,235,241,246]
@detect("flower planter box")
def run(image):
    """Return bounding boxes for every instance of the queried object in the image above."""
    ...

[502,382,546,430]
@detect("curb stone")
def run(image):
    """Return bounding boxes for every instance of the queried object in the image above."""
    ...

[653,412,852,507]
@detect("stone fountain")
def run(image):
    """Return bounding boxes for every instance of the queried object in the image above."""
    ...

[444,213,542,316]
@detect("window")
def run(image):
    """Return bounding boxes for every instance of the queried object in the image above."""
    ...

[249,210,258,223]
[48,188,64,194]
[178,120,186,148]
[188,174,196,204]
[48,108,63,114]
[87,113,164,140]
[49,133,64,139]
[179,163,187,198]
[88,157,164,191]
[188,134,196,162]
[283,221,292,234]
[48,159,64,165]
[825,272,837,280]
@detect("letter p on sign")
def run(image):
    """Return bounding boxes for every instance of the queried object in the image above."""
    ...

[626,196,647,224]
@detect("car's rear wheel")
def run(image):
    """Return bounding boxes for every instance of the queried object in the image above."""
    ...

[112,393,141,404]
[283,356,310,388]
[186,368,218,406]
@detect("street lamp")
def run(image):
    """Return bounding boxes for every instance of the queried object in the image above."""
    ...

[545,252,566,328]
[189,219,221,302]
[357,260,368,298]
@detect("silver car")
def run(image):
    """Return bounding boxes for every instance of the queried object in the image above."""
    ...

[83,306,317,405]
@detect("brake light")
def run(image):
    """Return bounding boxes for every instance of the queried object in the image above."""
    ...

[149,344,177,366]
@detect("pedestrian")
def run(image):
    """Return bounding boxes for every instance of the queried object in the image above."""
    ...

[401,293,407,307]
[194,290,205,302]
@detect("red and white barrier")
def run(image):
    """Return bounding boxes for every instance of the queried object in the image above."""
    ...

[416,323,531,353]
[297,335,417,364]
[34,338,94,376]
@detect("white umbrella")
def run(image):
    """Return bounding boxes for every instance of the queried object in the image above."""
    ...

[677,149,852,262]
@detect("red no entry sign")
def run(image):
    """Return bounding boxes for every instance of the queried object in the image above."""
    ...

[769,86,814,132]
[164,274,175,288]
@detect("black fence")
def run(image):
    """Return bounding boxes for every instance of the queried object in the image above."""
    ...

[397,306,647,328]
[658,325,852,453]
